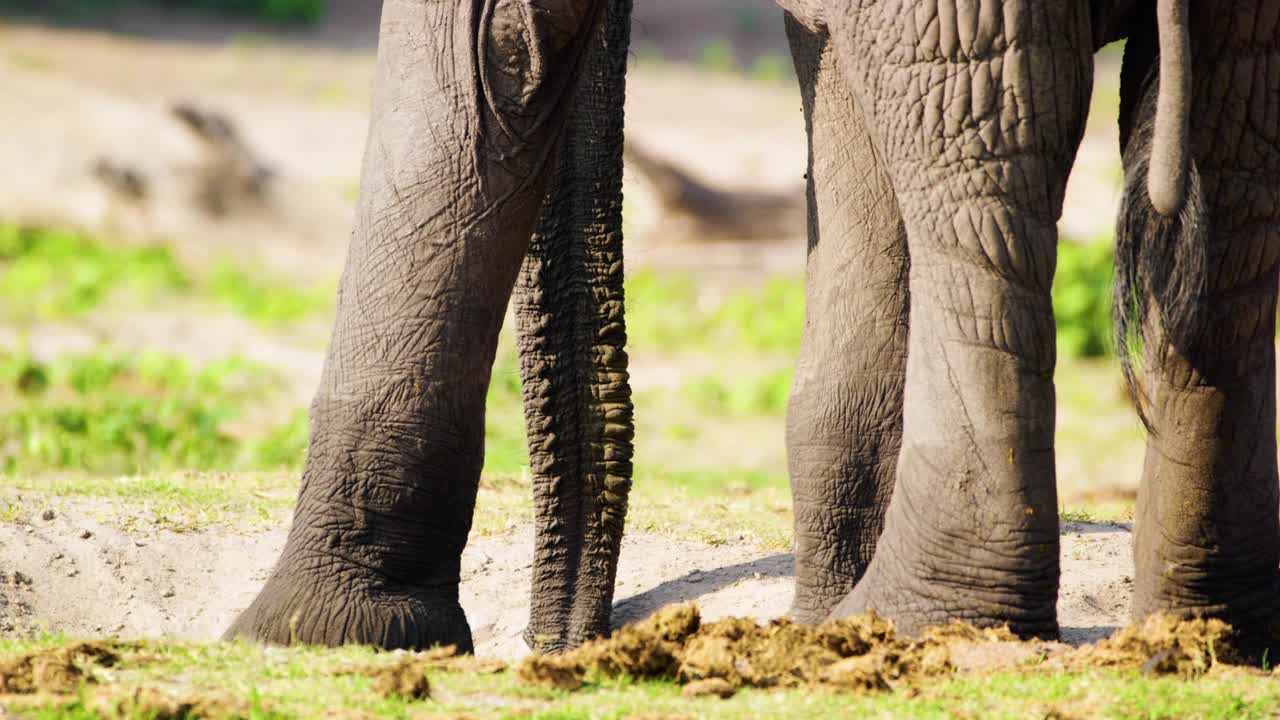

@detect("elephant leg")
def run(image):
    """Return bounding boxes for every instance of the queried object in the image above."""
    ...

[516,0,635,654]
[825,1,1095,637]
[226,0,608,651]
[783,15,909,625]
[1130,3,1280,649]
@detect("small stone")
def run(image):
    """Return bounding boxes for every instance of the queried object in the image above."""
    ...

[40,509,55,521]
[79,529,93,539]
[67,569,78,578]
[52,553,64,561]
[11,571,31,586]
[23,527,33,534]
[162,588,176,598]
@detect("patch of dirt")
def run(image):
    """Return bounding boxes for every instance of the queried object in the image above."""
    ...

[0,502,1136,660]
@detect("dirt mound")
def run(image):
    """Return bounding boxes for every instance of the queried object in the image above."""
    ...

[520,606,1246,695]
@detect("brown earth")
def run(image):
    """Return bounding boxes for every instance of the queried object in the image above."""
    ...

[0,500,1132,659]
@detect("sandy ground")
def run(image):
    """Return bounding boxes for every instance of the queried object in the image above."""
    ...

[0,502,1132,658]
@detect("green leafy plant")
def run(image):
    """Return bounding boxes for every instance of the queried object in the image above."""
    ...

[1053,238,1115,358]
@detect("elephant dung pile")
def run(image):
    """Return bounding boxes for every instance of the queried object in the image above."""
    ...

[517,604,1011,695]
[519,605,1244,696]
[0,641,249,718]
[1054,613,1234,676]
[0,641,122,694]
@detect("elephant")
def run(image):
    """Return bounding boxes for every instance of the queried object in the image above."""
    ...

[228,0,1280,655]
[778,0,1280,651]
[225,0,637,654]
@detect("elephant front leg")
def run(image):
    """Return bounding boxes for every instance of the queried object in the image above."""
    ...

[825,0,1094,638]
[784,16,909,625]
[226,0,607,651]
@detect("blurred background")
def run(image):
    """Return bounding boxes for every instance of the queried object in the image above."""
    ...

[0,0,1136,549]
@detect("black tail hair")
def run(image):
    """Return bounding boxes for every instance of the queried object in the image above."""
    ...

[1113,85,1208,431]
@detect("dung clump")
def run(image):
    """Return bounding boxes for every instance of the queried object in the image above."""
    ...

[348,645,505,699]
[1061,613,1232,677]
[517,605,958,695]
[91,686,248,720]
[519,604,700,690]
[518,657,585,691]
[0,641,121,694]
[366,656,432,700]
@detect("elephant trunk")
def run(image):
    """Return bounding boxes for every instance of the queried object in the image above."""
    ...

[1148,0,1192,217]
[1113,4,1208,427]
[515,0,634,655]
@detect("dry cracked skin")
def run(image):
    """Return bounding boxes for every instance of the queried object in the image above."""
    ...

[518,604,1243,695]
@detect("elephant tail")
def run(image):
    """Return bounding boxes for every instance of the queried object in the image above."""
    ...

[1113,0,1206,429]
[514,0,635,654]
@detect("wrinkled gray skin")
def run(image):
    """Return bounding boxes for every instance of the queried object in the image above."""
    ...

[781,0,1280,651]
[226,0,1280,655]
[226,0,635,654]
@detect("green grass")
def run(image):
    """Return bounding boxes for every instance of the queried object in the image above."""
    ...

[0,221,1144,537]
[1,637,1277,719]
[0,348,307,475]
[0,472,295,531]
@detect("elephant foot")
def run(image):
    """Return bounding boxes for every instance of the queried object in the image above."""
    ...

[826,566,1059,641]
[1131,570,1280,661]
[825,526,1059,640]
[225,560,473,652]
